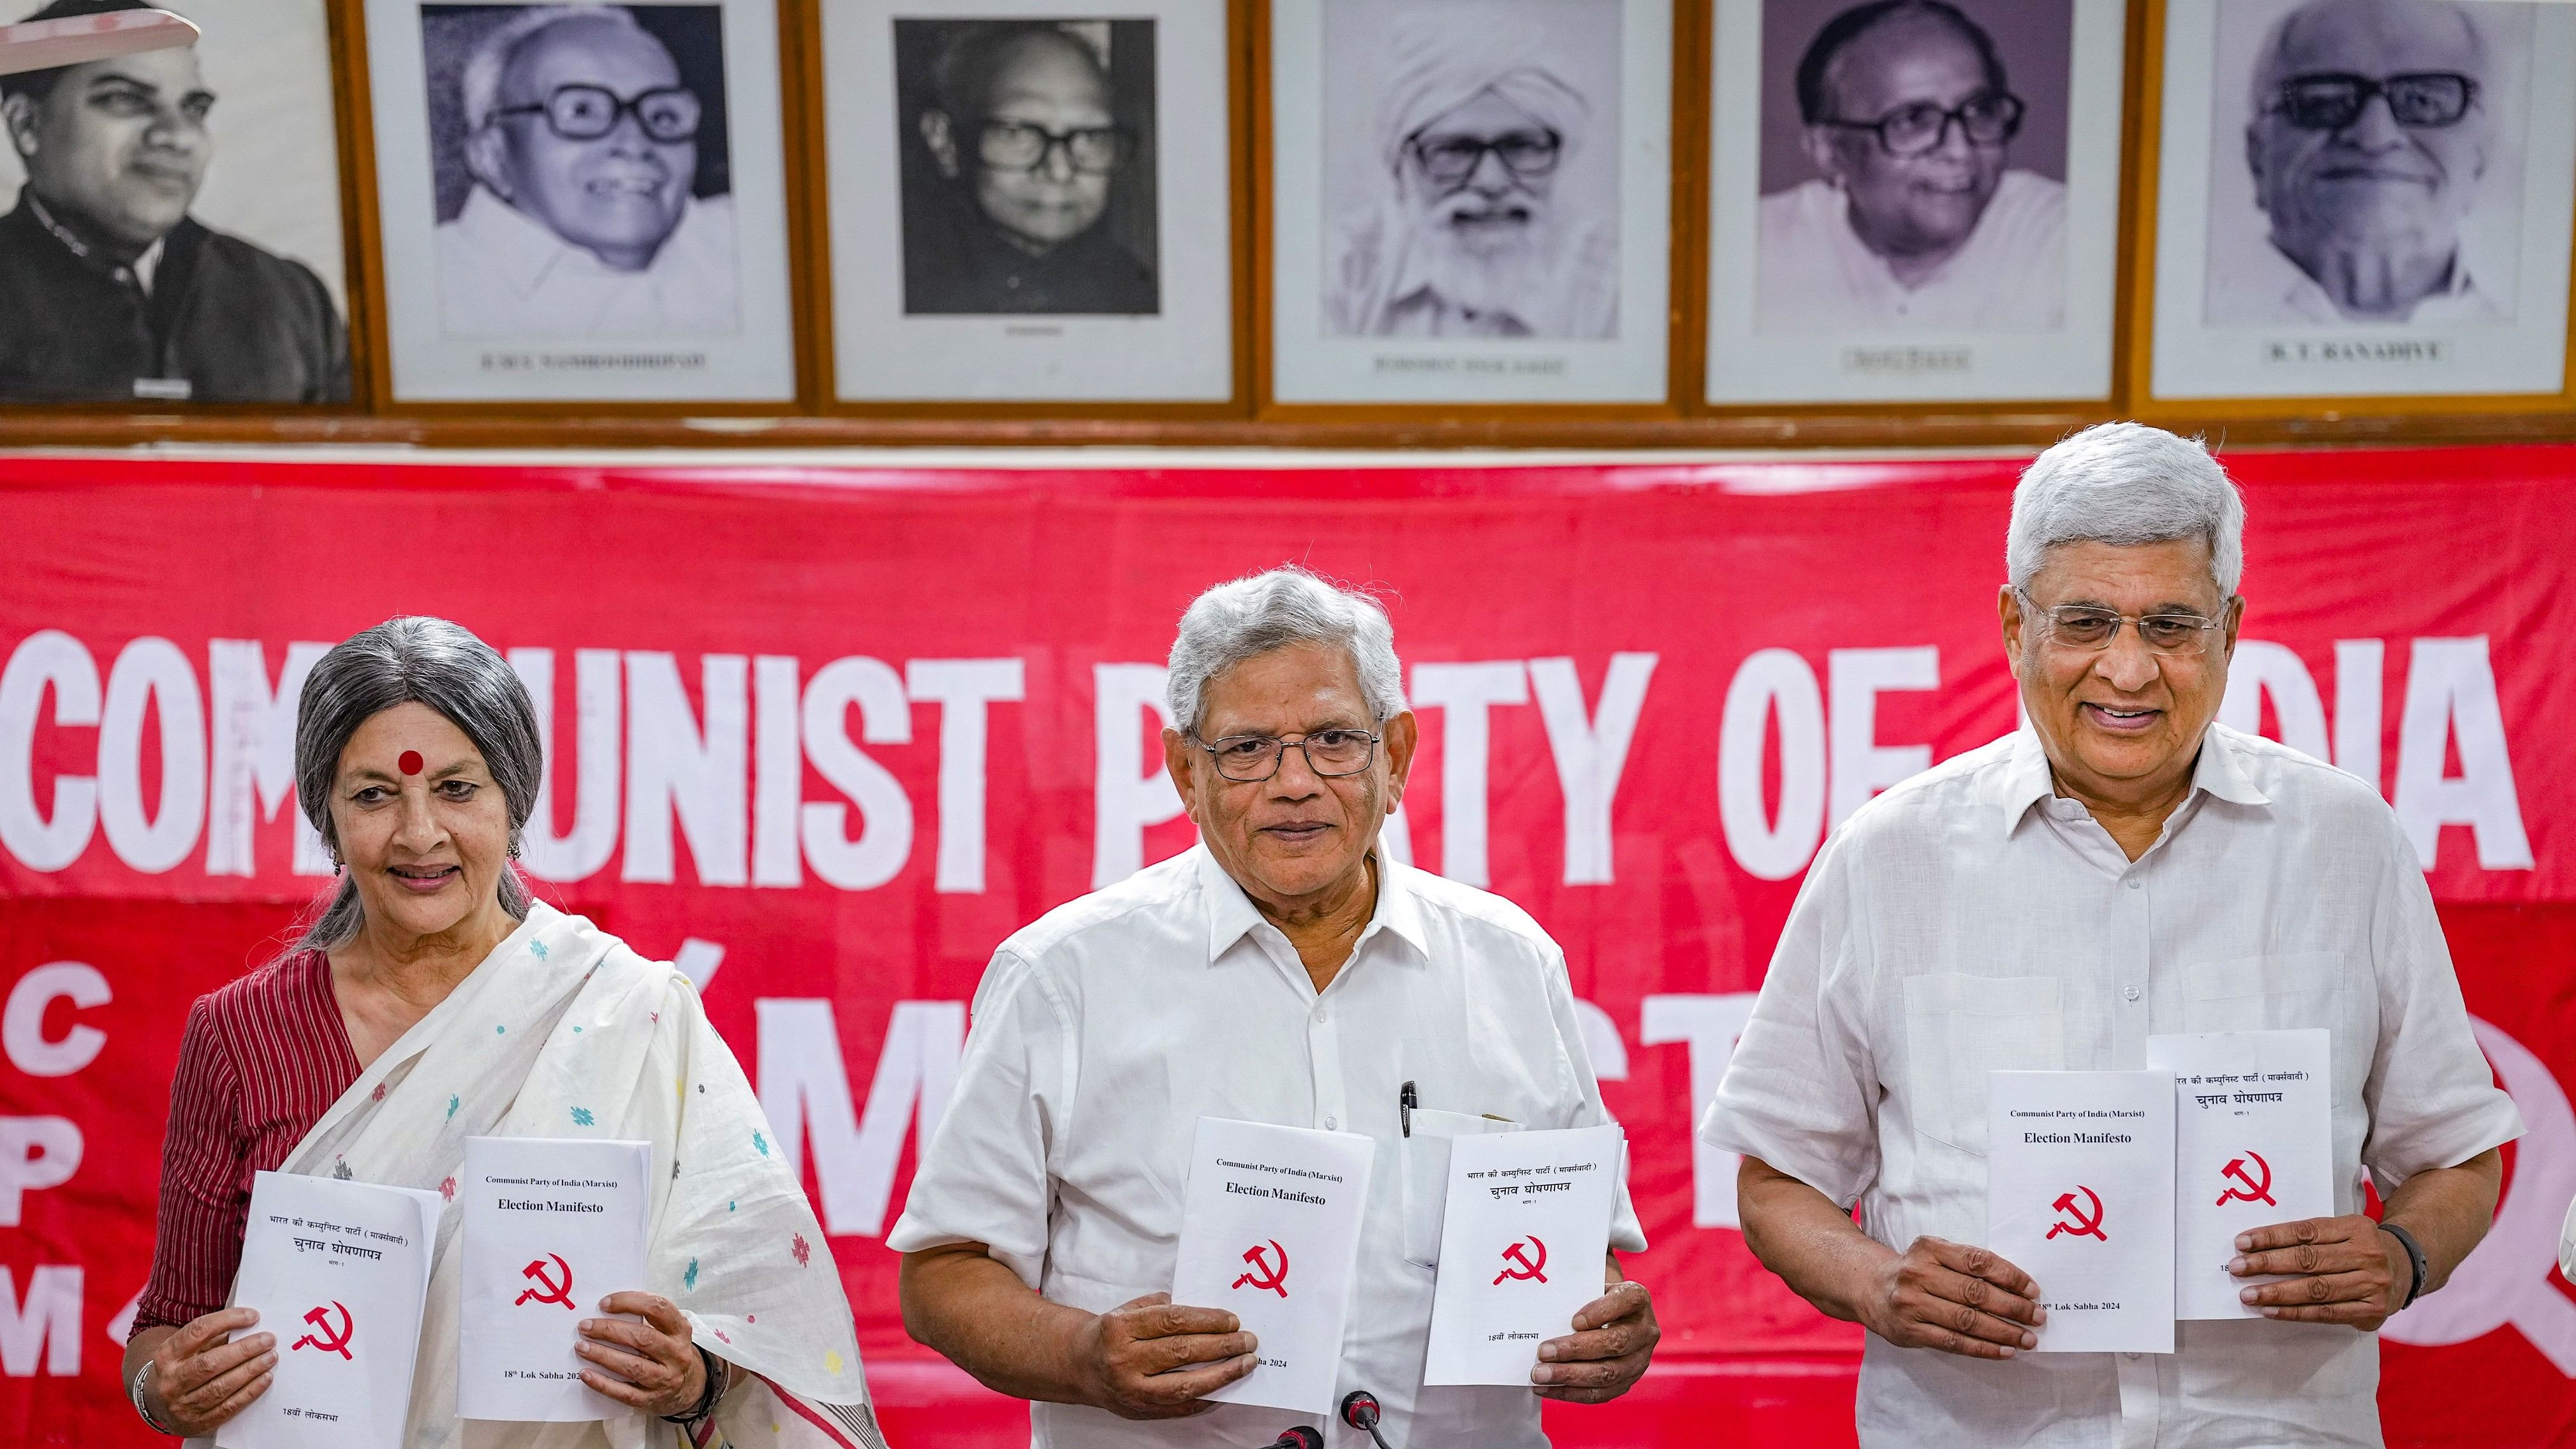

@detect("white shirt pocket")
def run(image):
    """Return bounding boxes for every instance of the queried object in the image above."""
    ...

[2183,952,2345,1033]
[1401,1108,1520,1268]
[1902,974,2066,1156]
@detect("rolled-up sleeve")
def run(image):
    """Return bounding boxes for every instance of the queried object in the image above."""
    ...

[1696,835,1884,1209]
[886,950,1072,1290]
[2358,819,2523,1190]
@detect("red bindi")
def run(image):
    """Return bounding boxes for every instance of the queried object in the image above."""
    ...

[398,750,423,776]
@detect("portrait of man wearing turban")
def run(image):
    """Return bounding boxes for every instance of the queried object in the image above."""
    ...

[1322,6,1620,339]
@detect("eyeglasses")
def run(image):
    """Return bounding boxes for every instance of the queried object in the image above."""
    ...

[2017,590,2232,656]
[976,119,1130,173]
[1820,91,2025,158]
[494,84,703,143]
[1193,729,1382,783]
[1406,128,1563,189]
[2266,71,2478,131]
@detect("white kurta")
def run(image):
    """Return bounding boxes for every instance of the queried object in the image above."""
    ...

[1700,724,2521,1448]
[890,845,1646,1449]
[1755,170,2067,332]
[2206,237,2505,327]
[434,186,740,339]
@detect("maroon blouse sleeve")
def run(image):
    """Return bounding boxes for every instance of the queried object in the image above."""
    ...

[132,996,246,1334]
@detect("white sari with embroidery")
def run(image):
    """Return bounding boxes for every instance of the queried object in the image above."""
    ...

[221,903,881,1449]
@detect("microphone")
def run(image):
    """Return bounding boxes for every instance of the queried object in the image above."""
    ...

[1263,1428,1323,1449]
[1340,1390,1396,1449]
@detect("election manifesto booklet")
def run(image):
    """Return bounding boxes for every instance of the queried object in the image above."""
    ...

[1987,1071,2177,1354]
[1168,1117,1375,1415]
[457,1136,651,1423]
[2147,1029,2334,1320]
[1423,1123,1624,1386]
[219,1172,444,1449]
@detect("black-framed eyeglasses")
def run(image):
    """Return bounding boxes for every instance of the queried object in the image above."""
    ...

[2015,589,2233,656]
[2266,71,2478,131]
[1819,91,2024,158]
[1192,728,1382,783]
[1406,128,1563,189]
[976,119,1130,173]
[494,84,703,143]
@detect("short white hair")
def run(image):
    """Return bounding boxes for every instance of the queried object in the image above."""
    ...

[460,4,648,133]
[2007,422,2246,596]
[1167,568,1407,737]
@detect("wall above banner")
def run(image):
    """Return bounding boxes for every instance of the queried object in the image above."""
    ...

[1,445,2571,1446]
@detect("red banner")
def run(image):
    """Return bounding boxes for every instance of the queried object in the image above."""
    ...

[2,446,2571,1447]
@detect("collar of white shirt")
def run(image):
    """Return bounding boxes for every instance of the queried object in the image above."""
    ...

[1195,839,1431,971]
[2260,237,2494,325]
[449,182,699,302]
[1992,722,2272,837]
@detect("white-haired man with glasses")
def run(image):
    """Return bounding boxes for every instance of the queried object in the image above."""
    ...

[891,567,1658,1447]
[1758,0,2065,331]
[433,5,737,337]
[2231,0,2497,324]
[1325,14,1617,338]
[1702,422,2519,1445]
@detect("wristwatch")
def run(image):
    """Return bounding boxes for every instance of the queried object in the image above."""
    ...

[2380,1221,2429,1309]
[659,1344,726,1431]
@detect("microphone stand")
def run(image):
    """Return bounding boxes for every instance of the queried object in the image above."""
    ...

[1340,1390,1397,1449]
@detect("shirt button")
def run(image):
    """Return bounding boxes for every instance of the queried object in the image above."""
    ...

[1323,1117,1338,1131]
[1312,1006,1327,1024]
[2126,878,2142,890]
[2124,985,2142,1003]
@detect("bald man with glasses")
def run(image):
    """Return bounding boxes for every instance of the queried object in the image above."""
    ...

[432,5,738,337]
[1757,0,2067,332]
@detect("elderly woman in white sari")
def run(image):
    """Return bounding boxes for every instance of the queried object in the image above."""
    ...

[119,616,881,1449]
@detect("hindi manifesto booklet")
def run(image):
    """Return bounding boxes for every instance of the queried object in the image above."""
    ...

[457,1136,651,1423]
[1986,1070,2177,1354]
[1168,1117,1375,1415]
[1423,1123,1624,1386]
[218,1171,444,1449]
[2147,1029,2334,1319]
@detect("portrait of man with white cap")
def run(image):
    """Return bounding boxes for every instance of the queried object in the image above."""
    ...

[1321,0,1619,339]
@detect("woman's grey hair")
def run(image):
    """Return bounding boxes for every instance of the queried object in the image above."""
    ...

[291,617,545,952]
[1167,568,1407,737]
[460,4,647,133]
[2006,422,2246,597]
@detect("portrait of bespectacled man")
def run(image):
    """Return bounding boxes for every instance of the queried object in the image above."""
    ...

[2204,0,2535,326]
[892,18,1159,316]
[1753,0,2074,334]
[0,0,350,402]
[421,2,742,339]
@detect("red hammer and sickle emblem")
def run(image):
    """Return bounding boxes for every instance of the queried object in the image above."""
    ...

[290,1301,353,1360]
[1492,1236,1550,1285]
[1230,1240,1290,1298]
[2046,1186,2108,1241]
[2216,1151,2277,1208]
[515,1253,575,1309]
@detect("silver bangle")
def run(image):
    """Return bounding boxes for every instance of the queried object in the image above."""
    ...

[132,1358,180,1436]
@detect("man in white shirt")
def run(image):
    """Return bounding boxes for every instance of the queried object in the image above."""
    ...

[434,6,738,337]
[892,567,1656,1447]
[2225,0,2499,325]
[1702,422,2519,1446]
[1758,0,2065,332]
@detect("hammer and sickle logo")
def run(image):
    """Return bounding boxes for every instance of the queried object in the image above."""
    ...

[515,1253,576,1309]
[290,1301,353,1360]
[1492,1236,1549,1284]
[2216,1151,2277,1208]
[2046,1186,2108,1241]
[1230,1240,1290,1298]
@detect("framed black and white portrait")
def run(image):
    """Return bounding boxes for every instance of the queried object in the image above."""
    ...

[0,0,352,404]
[820,0,1233,403]
[363,0,797,401]
[1704,0,2127,403]
[1267,0,1673,405]
[2147,0,2576,400]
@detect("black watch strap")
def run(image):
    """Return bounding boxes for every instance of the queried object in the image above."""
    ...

[659,1343,725,1427]
[2381,1221,2429,1308]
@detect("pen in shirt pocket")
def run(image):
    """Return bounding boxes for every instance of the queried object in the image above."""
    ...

[1401,1080,1417,1137]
